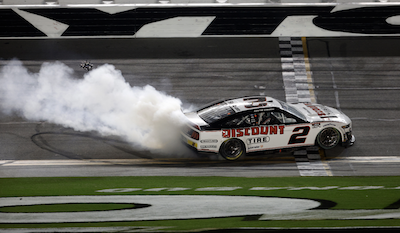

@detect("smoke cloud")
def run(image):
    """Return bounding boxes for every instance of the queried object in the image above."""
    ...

[0,60,188,155]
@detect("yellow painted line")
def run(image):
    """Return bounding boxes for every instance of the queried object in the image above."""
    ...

[301,37,317,104]
[299,37,330,176]
[318,148,333,177]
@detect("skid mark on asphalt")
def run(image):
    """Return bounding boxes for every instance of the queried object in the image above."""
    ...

[31,122,153,160]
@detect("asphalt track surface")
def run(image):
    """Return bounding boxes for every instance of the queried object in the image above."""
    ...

[1,37,400,177]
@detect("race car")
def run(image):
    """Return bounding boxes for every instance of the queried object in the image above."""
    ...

[182,96,355,160]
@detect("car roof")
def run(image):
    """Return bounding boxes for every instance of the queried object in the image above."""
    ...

[198,96,282,114]
[225,96,282,113]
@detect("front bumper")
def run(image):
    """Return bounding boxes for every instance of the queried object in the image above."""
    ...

[343,132,356,148]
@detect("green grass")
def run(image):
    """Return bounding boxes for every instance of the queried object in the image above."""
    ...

[1,176,398,209]
[0,176,399,231]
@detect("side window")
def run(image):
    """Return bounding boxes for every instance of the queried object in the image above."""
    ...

[257,111,278,125]
[220,111,299,128]
[221,113,254,128]
[221,111,278,127]
[271,111,298,124]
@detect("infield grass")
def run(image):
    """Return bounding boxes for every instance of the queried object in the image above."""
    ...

[0,176,399,231]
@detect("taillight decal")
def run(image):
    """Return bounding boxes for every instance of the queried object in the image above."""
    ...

[185,125,200,140]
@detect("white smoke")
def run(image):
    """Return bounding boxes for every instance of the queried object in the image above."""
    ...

[0,59,188,154]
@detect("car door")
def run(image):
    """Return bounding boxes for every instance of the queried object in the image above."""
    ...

[270,110,315,149]
[218,110,314,152]
[252,110,289,151]
[219,110,289,152]
[219,111,273,152]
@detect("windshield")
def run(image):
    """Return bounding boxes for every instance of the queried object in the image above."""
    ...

[277,100,307,122]
[197,102,236,124]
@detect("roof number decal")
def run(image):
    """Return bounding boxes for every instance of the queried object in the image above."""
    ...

[244,97,267,109]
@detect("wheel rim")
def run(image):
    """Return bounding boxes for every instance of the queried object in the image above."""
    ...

[222,139,243,160]
[319,128,339,148]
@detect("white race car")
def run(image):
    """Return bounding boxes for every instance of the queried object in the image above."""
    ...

[182,96,355,160]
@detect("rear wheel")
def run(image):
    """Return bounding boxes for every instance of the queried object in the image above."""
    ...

[316,127,341,149]
[219,139,245,161]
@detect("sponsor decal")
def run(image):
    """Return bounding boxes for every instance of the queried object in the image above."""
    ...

[200,145,217,149]
[312,123,321,128]
[305,103,326,116]
[222,125,285,138]
[231,105,241,112]
[247,136,270,145]
[254,108,274,113]
[200,139,218,143]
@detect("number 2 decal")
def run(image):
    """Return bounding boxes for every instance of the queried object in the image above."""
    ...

[288,126,310,144]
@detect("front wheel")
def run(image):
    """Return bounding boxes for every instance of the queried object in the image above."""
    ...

[316,127,341,150]
[219,139,246,161]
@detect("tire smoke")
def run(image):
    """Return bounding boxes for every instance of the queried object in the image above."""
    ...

[0,60,188,155]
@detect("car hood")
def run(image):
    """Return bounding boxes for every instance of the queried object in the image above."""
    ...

[291,103,352,125]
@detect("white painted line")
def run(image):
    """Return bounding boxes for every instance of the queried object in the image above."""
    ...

[0,160,13,165]
[330,156,400,163]
[260,209,400,221]
[0,195,320,223]
[196,187,242,191]
[2,156,400,168]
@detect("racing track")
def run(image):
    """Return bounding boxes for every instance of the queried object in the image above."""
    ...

[1,37,400,177]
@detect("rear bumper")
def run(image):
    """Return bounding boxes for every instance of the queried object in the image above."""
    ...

[182,134,199,151]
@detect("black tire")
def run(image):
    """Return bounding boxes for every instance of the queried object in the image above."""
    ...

[219,138,246,161]
[316,127,341,150]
